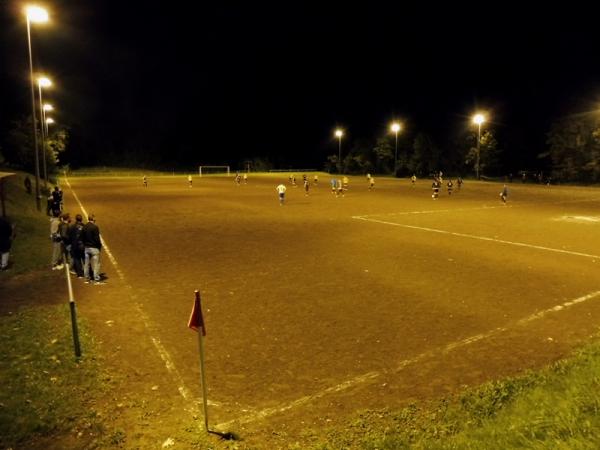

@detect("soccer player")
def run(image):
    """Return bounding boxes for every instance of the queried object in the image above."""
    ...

[330,178,337,194]
[304,178,310,196]
[411,174,416,186]
[500,184,508,204]
[432,179,440,199]
[276,183,287,205]
[313,174,319,185]
[142,175,148,188]
[447,179,453,195]
[235,172,241,185]
[337,179,344,197]
[342,176,349,191]
[369,176,375,190]
[188,174,193,187]
[457,176,463,191]
[243,173,248,184]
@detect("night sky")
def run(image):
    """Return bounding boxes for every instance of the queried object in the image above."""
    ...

[2,2,600,170]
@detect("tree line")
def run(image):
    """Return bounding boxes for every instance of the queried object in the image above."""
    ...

[2,111,600,183]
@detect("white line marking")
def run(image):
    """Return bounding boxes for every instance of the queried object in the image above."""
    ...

[359,204,511,218]
[63,177,201,406]
[352,216,600,260]
[356,197,600,219]
[215,288,600,429]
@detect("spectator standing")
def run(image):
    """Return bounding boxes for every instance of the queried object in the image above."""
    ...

[82,214,104,284]
[58,213,71,268]
[50,210,63,270]
[46,193,54,216]
[68,214,85,278]
[51,186,62,215]
[0,216,15,270]
[24,177,32,194]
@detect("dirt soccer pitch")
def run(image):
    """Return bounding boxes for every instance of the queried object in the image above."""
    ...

[62,173,600,442]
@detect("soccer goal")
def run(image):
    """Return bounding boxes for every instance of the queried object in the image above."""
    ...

[198,166,230,177]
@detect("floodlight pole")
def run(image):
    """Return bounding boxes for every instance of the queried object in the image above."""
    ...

[38,83,48,190]
[476,122,481,180]
[338,136,342,174]
[394,131,398,175]
[26,16,41,211]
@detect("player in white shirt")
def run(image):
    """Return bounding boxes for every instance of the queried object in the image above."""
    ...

[276,183,287,205]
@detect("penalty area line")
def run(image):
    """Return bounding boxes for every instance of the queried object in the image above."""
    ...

[352,216,600,260]
[215,288,600,430]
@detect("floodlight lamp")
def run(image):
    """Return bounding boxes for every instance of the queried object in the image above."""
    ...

[25,5,48,23]
[38,77,52,88]
[43,104,54,111]
[391,122,401,133]
[473,114,485,125]
[335,129,343,138]
[46,117,55,124]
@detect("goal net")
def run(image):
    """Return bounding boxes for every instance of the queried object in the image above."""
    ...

[198,166,230,177]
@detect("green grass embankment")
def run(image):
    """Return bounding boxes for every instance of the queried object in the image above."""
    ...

[0,305,113,449]
[0,171,113,448]
[1,170,53,275]
[316,338,600,449]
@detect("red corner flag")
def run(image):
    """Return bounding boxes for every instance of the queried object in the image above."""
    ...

[188,290,206,336]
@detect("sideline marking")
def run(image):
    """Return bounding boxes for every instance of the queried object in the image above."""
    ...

[352,216,600,260]
[215,288,600,430]
[63,177,201,406]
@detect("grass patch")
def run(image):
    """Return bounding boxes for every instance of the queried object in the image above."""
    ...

[313,337,600,449]
[1,170,53,275]
[0,304,111,449]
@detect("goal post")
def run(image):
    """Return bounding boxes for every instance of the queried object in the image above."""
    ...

[198,166,230,177]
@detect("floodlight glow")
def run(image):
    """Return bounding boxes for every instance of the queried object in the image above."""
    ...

[472,113,485,125]
[335,129,343,138]
[45,117,55,124]
[38,77,52,87]
[43,104,53,111]
[390,122,401,133]
[25,6,48,23]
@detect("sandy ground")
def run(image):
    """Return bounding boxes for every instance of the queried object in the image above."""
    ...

[29,174,600,447]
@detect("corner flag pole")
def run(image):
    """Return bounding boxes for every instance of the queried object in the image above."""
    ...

[188,290,209,432]
[64,263,82,358]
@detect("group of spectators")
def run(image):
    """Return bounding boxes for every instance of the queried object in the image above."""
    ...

[50,206,104,285]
